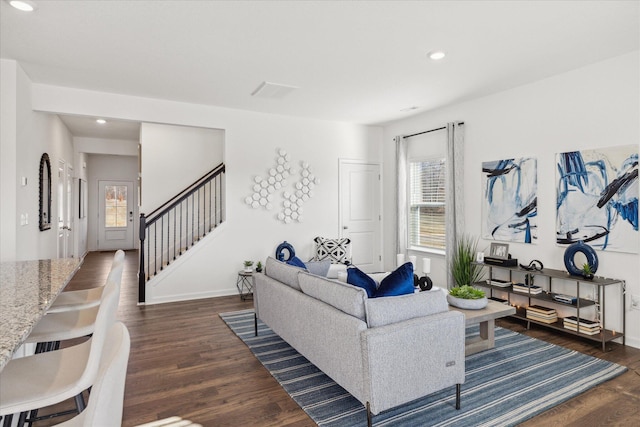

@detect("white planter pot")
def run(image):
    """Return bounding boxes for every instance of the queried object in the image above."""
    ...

[447,294,488,310]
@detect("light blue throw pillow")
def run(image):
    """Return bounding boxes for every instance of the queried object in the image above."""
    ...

[305,260,331,277]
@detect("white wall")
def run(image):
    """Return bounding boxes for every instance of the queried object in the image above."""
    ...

[140,122,224,213]
[75,151,88,257]
[75,136,138,157]
[1,59,18,262]
[31,83,383,303]
[0,59,75,261]
[383,51,640,348]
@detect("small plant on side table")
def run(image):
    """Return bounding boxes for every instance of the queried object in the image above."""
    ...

[243,260,254,272]
[255,261,263,273]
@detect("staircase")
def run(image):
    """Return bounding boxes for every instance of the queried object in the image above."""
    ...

[138,163,225,303]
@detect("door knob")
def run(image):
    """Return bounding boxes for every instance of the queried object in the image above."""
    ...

[343,226,349,229]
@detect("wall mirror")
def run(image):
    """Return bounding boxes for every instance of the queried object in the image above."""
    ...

[39,153,52,231]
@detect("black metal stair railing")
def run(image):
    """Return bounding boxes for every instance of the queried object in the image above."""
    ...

[138,162,225,303]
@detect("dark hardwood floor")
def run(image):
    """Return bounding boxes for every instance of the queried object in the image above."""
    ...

[36,251,640,426]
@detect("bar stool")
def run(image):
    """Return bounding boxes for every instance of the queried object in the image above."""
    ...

[0,281,121,426]
[47,250,125,313]
[24,262,124,347]
[56,322,130,427]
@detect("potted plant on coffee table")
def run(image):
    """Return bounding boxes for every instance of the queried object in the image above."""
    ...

[448,234,487,309]
[447,285,488,309]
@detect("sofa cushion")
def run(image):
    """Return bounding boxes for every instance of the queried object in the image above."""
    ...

[346,266,377,298]
[313,237,351,264]
[298,272,367,321]
[265,256,304,291]
[375,262,415,297]
[364,290,448,328]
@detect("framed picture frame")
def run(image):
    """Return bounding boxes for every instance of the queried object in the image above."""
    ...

[489,242,509,260]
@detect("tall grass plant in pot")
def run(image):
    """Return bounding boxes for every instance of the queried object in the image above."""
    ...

[448,234,487,309]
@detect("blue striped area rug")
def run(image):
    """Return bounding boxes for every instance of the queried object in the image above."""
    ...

[220,309,626,427]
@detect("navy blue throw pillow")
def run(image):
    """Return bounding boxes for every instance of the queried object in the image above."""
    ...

[286,256,307,269]
[347,266,377,298]
[375,262,414,297]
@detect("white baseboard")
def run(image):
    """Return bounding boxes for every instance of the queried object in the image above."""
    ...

[144,287,241,305]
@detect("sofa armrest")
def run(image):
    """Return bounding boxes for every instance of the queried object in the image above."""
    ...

[360,310,465,415]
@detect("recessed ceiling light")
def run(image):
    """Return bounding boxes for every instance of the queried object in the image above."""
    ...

[8,1,36,12]
[427,50,446,61]
[96,119,107,124]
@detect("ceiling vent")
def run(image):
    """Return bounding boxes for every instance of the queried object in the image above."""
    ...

[251,81,299,99]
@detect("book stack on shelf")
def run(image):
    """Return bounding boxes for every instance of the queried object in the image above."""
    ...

[512,282,543,294]
[486,278,511,288]
[526,305,557,324]
[563,316,601,335]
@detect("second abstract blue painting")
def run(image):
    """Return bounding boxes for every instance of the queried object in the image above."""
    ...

[556,145,638,253]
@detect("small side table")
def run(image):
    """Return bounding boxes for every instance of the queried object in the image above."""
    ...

[236,271,254,301]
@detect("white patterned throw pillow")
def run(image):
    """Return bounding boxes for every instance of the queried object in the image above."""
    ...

[313,237,351,264]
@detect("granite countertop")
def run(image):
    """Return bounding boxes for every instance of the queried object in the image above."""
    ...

[0,258,82,371]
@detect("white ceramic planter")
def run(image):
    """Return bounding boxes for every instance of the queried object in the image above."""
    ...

[447,294,488,310]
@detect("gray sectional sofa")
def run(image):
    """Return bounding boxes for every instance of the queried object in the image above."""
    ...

[253,257,465,426]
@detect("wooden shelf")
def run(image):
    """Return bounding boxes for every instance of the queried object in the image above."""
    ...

[509,312,621,343]
[472,262,622,286]
[472,262,626,351]
[473,282,597,308]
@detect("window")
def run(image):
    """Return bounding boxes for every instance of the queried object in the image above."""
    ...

[104,185,128,227]
[409,157,446,250]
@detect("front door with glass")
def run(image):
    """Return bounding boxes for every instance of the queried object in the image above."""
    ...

[98,180,134,250]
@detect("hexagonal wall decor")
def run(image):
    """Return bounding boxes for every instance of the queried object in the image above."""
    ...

[245,149,319,223]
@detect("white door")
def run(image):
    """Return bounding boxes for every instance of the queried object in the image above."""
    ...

[98,180,135,250]
[339,160,382,272]
[57,161,73,258]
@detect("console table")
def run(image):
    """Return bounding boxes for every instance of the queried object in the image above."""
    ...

[0,258,82,371]
[474,262,625,351]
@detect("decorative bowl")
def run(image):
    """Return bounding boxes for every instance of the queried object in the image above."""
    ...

[447,294,488,310]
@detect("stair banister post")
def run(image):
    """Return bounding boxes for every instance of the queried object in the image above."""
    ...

[139,213,147,304]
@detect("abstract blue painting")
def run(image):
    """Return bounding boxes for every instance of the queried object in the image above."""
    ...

[482,158,537,243]
[556,145,638,253]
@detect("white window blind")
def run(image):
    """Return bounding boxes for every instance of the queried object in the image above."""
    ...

[409,158,446,250]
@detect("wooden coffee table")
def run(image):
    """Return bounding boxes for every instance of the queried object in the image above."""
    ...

[449,300,516,355]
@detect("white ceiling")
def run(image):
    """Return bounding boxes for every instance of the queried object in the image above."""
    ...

[56,115,141,140]
[1,0,638,139]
